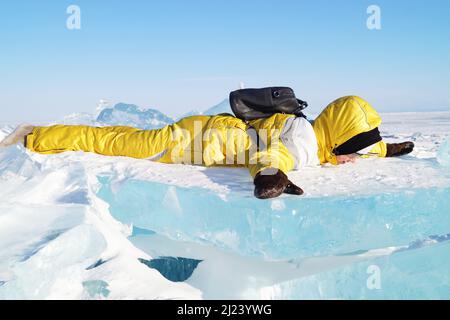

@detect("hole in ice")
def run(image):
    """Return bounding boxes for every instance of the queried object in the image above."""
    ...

[138,257,203,282]
[82,280,110,298]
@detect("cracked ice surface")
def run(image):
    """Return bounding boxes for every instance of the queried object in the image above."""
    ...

[1,110,450,299]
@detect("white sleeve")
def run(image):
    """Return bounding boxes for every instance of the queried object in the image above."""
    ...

[281,117,320,169]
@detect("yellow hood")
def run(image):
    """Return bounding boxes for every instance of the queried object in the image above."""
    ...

[313,96,387,165]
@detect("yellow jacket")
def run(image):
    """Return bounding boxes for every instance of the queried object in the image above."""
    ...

[25,96,386,178]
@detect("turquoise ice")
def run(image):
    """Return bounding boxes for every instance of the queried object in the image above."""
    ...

[2,108,450,299]
[96,150,450,298]
[437,137,450,167]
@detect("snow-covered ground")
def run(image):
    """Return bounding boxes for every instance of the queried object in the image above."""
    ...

[1,103,450,299]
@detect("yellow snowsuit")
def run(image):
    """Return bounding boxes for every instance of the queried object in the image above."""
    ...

[25,96,387,177]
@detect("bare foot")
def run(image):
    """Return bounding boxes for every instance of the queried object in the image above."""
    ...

[0,124,35,148]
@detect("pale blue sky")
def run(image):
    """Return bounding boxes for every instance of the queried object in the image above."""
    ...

[1,0,450,123]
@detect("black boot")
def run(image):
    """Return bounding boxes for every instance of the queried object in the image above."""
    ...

[386,141,415,157]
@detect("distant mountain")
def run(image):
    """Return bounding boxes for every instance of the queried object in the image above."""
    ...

[60,112,96,126]
[203,99,232,116]
[176,109,203,121]
[59,100,232,130]
[96,103,174,129]
[177,99,232,120]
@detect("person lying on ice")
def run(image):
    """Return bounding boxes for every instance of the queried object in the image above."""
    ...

[1,95,414,199]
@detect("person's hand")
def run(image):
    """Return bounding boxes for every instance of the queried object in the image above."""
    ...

[254,169,304,199]
[386,141,415,157]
